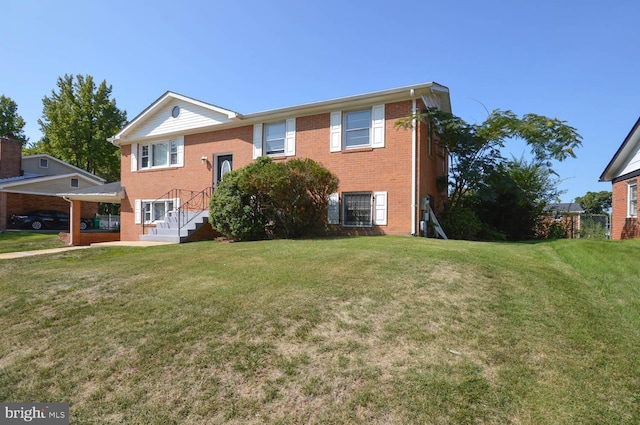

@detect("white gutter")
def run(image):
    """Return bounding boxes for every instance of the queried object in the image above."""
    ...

[411,96,417,235]
[62,196,73,246]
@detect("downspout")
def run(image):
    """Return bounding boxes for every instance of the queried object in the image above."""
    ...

[62,196,73,246]
[411,94,418,235]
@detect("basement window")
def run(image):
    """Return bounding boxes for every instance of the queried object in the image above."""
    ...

[343,192,373,227]
[142,199,176,223]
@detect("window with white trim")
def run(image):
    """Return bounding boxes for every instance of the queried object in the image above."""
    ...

[39,158,48,168]
[70,178,79,188]
[329,191,387,227]
[330,104,385,152]
[264,122,286,155]
[253,119,296,159]
[344,110,371,148]
[142,199,176,223]
[628,182,637,217]
[343,192,372,226]
[138,138,183,169]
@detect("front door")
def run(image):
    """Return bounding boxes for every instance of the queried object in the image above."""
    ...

[215,154,233,186]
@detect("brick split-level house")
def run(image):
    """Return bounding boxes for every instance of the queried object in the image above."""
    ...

[0,136,103,230]
[107,82,451,243]
[600,116,640,239]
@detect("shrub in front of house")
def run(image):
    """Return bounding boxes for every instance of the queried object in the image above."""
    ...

[209,157,339,241]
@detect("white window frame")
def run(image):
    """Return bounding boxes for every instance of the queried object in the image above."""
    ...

[344,109,372,149]
[138,137,184,170]
[39,158,49,168]
[330,104,385,152]
[253,119,296,159]
[628,181,637,218]
[331,191,387,227]
[139,198,178,224]
[264,121,286,156]
[70,178,79,188]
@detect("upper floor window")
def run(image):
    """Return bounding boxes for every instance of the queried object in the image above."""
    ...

[629,182,637,217]
[138,138,183,170]
[39,158,48,168]
[330,104,385,152]
[70,178,79,188]
[252,119,295,159]
[344,110,371,148]
[264,122,286,156]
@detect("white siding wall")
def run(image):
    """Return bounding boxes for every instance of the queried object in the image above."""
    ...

[7,176,99,194]
[619,145,640,177]
[129,100,234,139]
[22,157,78,177]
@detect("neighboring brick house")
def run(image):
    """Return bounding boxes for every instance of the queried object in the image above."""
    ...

[108,82,451,242]
[600,117,640,239]
[543,202,585,239]
[0,136,104,230]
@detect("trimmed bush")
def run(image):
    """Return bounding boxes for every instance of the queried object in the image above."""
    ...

[209,157,338,241]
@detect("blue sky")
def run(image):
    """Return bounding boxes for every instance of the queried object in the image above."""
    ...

[2,0,638,202]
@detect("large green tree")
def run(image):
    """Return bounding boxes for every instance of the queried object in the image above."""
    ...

[0,95,28,144]
[33,74,127,182]
[473,158,563,240]
[575,190,612,214]
[397,108,582,240]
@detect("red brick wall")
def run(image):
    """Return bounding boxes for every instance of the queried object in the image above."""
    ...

[0,137,22,179]
[119,100,443,240]
[611,177,640,239]
[416,99,448,213]
[120,127,255,241]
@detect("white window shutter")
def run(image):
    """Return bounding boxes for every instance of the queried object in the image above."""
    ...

[285,118,296,156]
[176,136,184,167]
[371,104,385,148]
[328,192,339,224]
[373,191,387,225]
[253,124,263,159]
[134,199,141,224]
[330,111,342,152]
[131,143,138,171]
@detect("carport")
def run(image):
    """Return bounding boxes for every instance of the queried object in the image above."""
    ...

[57,182,125,246]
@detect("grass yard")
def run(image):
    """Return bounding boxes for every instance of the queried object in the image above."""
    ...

[1,236,639,424]
[0,231,65,253]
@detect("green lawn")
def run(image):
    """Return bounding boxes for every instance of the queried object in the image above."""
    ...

[0,231,65,253]
[1,236,639,424]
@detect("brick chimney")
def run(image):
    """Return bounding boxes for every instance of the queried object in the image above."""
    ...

[0,136,23,179]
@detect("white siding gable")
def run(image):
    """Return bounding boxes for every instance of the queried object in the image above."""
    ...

[619,144,640,177]
[129,100,235,140]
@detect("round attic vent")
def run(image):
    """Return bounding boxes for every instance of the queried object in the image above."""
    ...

[171,106,180,118]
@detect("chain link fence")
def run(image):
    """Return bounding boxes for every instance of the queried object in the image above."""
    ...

[579,214,610,239]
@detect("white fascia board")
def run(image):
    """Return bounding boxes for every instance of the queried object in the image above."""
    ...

[109,82,451,144]
[244,82,447,121]
[600,117,640,182]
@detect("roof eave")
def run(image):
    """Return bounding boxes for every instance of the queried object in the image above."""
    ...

[110,91,240,145]
[108,82,452,146]
[600,116,640,182]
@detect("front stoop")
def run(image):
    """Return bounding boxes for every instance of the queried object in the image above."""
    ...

[140,210,209,243]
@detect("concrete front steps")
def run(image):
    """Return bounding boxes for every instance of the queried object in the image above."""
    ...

[140,210,210,243]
